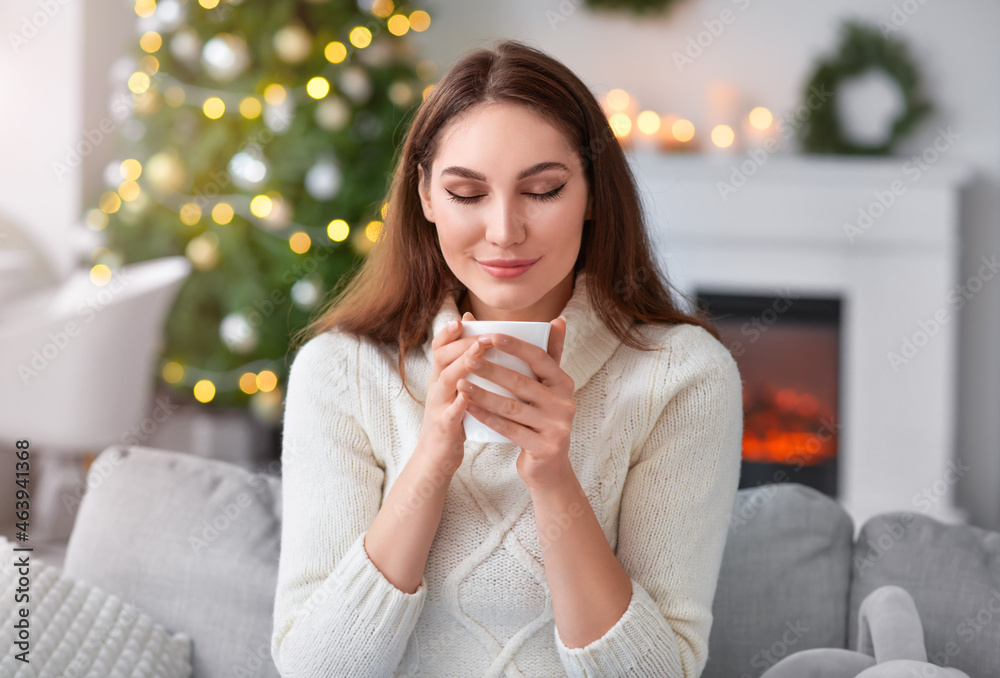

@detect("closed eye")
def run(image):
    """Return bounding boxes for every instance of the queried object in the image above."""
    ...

[445,183,566,205]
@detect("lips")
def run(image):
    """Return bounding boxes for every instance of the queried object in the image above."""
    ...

[477,257,539,278]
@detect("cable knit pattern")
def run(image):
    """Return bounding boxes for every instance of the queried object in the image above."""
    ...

[271,271,744,678]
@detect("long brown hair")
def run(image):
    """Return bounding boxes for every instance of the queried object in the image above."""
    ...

[292,38,721,405]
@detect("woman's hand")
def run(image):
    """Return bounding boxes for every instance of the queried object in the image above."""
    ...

[419,311,487,472]
[457,316,576,491]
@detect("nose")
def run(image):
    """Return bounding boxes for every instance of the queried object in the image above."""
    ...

[484,193,526,247]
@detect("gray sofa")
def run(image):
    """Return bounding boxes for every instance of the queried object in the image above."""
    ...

[62,445,1000,678]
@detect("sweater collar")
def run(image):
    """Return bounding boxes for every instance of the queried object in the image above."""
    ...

[420,270,621,395]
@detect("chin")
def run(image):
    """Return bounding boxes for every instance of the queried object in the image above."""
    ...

[468,285,540,311]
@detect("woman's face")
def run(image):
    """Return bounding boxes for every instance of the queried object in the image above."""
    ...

[417,102,592,322]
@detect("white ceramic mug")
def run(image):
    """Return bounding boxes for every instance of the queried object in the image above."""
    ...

[459,320,552,444]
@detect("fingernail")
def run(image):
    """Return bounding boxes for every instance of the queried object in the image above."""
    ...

[477,335,492,344]
[558,315,566,323]
[448,320,458,331]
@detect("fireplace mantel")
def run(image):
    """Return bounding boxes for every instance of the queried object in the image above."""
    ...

[626,148,973,534]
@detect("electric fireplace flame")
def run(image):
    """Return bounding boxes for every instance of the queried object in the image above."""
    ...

[742,386,837,465]
[695,289,842,498]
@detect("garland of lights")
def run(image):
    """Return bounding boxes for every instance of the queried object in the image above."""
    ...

[797,20,933,155]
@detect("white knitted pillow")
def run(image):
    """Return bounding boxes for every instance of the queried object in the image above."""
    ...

[0,537,192,677]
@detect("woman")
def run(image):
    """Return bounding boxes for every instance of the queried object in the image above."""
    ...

[270,39,743,678]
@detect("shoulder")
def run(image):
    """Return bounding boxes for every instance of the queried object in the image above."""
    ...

[287,329,361,392]
[622,322,744,423]
[634,321,740,382]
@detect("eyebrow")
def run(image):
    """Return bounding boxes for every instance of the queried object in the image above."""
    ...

[439,161,571,182]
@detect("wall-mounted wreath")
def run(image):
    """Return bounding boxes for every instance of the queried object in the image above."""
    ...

[798,20,933,155]
[583,0,683,16]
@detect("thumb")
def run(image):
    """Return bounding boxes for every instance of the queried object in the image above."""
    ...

[463,311,476,321]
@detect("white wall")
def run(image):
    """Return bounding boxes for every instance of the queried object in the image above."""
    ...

[0,0,86,279]
[7,0,998,527]
[408,0,1000,529]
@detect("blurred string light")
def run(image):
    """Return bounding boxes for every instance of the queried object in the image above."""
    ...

[636,110,660,135]
[711,124,735,149]
[672,118,696,142]
[109,1,425,398]
[306,76,330,99]
[748,106,773,130]
[161,358,284,401]
[129,10,432,118]
[141,189,382,247]
[108,52,409,245]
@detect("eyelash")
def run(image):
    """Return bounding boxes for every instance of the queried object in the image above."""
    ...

[445,184,566,205]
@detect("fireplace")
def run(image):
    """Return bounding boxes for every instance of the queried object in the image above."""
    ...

[630,149,970,531]
[695,290,842,499]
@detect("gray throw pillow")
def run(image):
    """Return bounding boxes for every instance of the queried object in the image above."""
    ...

[703,482,855,678]
[849,511,1000,677]
[62,445,282,678]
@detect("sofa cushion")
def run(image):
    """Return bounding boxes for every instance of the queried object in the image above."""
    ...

[702,482,855,678]
[0,535,192,677]
[62,444,282,678]
[849,512,1000,677]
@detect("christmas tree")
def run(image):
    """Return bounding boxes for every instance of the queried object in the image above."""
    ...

[84,0,435,424]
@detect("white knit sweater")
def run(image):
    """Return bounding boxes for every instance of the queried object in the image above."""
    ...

[270,270,744,678]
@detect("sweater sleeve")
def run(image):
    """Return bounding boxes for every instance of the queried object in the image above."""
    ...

[270,331,426,677]
[554,329,744,678]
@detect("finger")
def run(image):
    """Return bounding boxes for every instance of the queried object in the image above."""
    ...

[432,318,462,350]
[440,339,487,392]
[486,334,564,386]
[450,390,471,422]
[431,321,481,377]
[458,374,547,431]
[435,333,486,374]
[459,353,547,411]
[465,401,546,450]
[463,311,476,321]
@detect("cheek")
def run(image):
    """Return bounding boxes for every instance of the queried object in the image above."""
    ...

[435,219,477,258]
[539,202,585,240]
